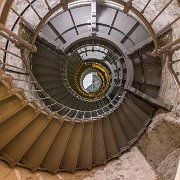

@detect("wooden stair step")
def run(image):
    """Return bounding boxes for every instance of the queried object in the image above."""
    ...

[126,93,155,116]
[0,113,50,166]
[21,118,63,171]
[124,97,150,126]
[41,121,74,173]
[109,113,129,151]
[114,107,137,145]
[92,120,106,165]
[0,106,38,150]
[60,122,84,172]
[102,117,119,160]
[77,122,93,170]
[0,95,25,123]
[121,102,144,135]
[0,82,10,99]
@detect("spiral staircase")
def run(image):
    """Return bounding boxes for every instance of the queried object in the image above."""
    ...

[0,0,179,175]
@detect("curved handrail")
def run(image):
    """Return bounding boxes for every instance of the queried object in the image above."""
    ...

[0,0,13,24]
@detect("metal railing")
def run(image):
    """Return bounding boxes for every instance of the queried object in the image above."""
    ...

[0,0,179,121]
[60,44,125,100]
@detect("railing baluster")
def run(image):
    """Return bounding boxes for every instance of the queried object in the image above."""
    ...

[60,0,68,10]
[13,78,37,83]
[150,0,174,25]
[55,106,65,113]
[0,47,23,60]
[24,89,43,92]
[25,0,42,20]
[141,0,151,14]
[46,102,57,108]
[0,62,29,72]
[153,38,180,55]
[36,97,51,100]
[171,44,180,53]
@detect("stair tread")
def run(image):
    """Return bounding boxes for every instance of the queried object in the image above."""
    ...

[77,122,93,169]
[124,97,150,125]
[0,82,9,98]
[41,121,74,173]
[126,93,155,116]
[102,116,119,159]
[109,113,129,151]
[0,113,50,165]
[114,107,137,145]
[92,120,106,165]
[0,95,26,124]
[60,122,84,172]
[21,118,63,170]
[0,106,38,149]
[121,102,144,135]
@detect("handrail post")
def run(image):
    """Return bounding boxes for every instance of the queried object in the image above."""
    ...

[0,23,37,52]
[152,38,180,56]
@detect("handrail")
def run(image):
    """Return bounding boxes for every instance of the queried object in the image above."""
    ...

[0,0,13,24]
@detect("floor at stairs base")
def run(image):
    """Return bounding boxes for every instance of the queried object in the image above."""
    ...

[0,147,161,180]
[137,110,180,180]
[157,148,180,180]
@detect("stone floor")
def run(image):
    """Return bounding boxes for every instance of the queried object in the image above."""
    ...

[0,147,160,180]
[157,148,180,180]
